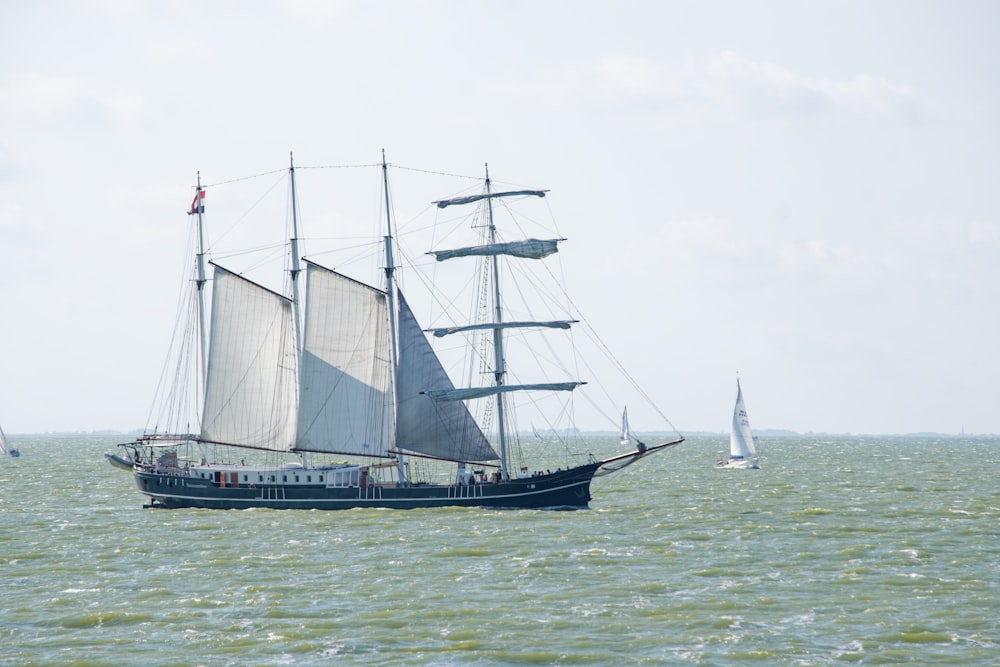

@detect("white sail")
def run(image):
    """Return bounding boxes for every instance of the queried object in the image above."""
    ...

[295,262,393,457]
[620,406,630,446]
[0,423,8,455]
[201,265,298,450]
[730,379,757,459]
[395,292,497,462]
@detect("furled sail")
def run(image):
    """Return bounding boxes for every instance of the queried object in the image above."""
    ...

[295,262,393,456]
[427,382,584,402]
[394,292,497,462]
[433,189,548,208]
[428,238,562,262]
[730,380,757,459]
[201,264,297,450]
[428,320,576,337]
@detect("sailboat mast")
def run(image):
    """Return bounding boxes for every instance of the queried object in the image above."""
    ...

[288,153,304,359]
[484,164,510,481]
[288,153,306,464]
[193,172,209,394]
[381,151,406,484]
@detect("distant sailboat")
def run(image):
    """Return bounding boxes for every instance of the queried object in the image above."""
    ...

[718,378,759,469]
[0,423,19,457]
[620,407,630,446]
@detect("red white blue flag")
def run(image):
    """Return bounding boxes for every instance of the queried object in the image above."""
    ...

[188,189,205,215]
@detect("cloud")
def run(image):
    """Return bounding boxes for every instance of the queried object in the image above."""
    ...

[895,216,1000,249]
[281,0,350,21]
[590,51,916,120]
[0,74,144,122]
[773,239,884,280]
[0,75,81,119]
[647,215,898,289]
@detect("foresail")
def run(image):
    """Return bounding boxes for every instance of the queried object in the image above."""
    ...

[395,292,497,462]
[201,265,297,451]
[730,381,757,458]
[295,262,393,457]
[429,238,562,262]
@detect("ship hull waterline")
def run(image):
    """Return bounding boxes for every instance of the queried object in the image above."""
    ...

[133,463,601,510]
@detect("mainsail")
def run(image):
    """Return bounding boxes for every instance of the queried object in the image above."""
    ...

[295,261,393,457]
[730,379,757,459]
[201,264,297,450]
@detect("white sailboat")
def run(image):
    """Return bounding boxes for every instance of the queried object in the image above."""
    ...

[112,154,685,510]
[718,378,759,469]
[0,423,19,457]
[620,407,630,446]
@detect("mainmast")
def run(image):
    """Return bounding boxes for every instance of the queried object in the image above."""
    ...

[381,150,406,484]
[484,165,511,481]
[288,153,306,465]
[288,153,304,359]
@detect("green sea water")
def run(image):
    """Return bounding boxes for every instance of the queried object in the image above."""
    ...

[1,435,997,666]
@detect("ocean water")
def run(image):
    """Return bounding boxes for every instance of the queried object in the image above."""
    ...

[1,435,997,666]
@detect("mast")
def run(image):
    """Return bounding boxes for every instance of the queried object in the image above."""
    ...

[288,153,304,356]
[192,172,210,463]
[193,172,209,393]
[288,153,306,465]
[484,164,510,481]
[381,150,406,484]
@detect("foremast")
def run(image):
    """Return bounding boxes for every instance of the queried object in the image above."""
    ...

[430,170,582,481]
[484,166,511,481]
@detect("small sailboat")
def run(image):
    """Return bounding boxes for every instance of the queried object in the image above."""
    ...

[619,407,630,446]
[112,154,684,510]
[718,378,759,469]
[0,423,19,457]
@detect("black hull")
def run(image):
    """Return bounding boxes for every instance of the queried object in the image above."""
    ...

[133,463,600,510]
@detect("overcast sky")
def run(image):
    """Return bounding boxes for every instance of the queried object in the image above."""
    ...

[1,1,997,435]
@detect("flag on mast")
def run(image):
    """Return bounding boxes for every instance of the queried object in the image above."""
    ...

[188,190,205,215]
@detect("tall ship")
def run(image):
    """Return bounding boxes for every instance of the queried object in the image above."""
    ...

[114,154,684,509]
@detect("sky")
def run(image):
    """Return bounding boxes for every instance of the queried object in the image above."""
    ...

[1,0,998,436]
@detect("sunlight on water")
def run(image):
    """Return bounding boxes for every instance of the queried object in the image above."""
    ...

[1,435,997,665]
